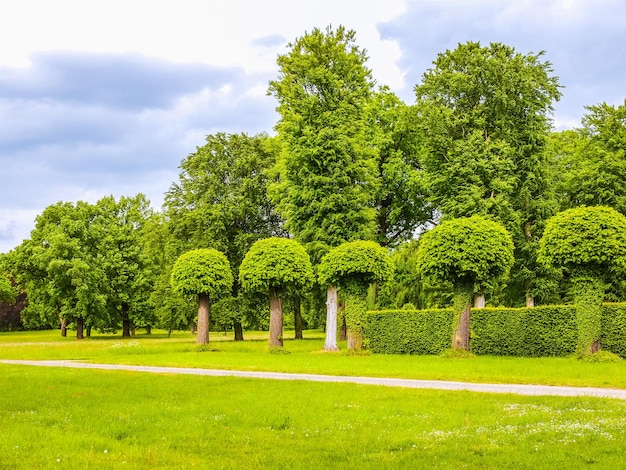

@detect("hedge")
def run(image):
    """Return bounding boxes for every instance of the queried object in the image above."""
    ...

[366,304,626,357]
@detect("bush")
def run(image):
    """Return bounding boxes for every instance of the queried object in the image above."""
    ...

[366,304,626,357]
[365,309,453,355]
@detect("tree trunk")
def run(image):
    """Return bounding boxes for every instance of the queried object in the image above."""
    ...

[86,325,92,337]
[233,320,244,341]
[324,286,339,351]
[526,295,535,308]
[294,296,303,340]
[268,289,283,348]
[145,325,152,335]
[76,317,84,340]
[473,293,486,308]
[196,293,210,344]
[121,303,131,338]
[189,321,196,335]
[60,316,67,337]
[452,290,472,350]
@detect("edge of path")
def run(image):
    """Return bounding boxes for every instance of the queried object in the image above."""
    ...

[2,359,625,400]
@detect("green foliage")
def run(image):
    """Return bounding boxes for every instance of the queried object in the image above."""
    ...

[416,215,514,292]
[238,238,313,295]
[164,132,286,286]
[365,309,454,355]
[170,249,233,298]
[0,273,14,304]
[439,348,475,359]
[368,304,626,358]
[366,87,431,246]
[602,303,626,357]
[268,25,377,262]
[556,100,626,214]
[538,206,626,279]
[415,41,561,306]
[318,240,394,290]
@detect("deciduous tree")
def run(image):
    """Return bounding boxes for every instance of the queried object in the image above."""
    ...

[416,216,514,350]
[318,240,394,350]
[239,238,313,347]
[538,206,626,355]
[171,248,233,344]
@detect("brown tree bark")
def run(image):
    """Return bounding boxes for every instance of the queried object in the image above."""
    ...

[294,296,303,340]
[452,291,472,350]
[121,303,131,338]
[324,286,339,351]
[473,293,486,308]
[268,289,283,347]
[233,320,244,341]
[196,293,210,344]
[76,317,84,340]
[60,316,67,337]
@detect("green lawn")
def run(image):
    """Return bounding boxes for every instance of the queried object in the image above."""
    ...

[1,329,625,469]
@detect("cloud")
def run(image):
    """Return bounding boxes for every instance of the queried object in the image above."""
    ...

[381,0,626,128]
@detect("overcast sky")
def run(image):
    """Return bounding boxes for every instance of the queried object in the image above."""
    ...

[1,0,624,253]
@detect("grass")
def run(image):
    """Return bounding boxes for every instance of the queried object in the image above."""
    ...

[1,364,625,469]
[1,329,626,468]
[1,329,625,388]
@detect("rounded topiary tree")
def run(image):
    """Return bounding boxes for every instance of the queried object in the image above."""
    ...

[318,240,394,351]
[538,206,626,356]
[171,248,234,344]
[239,237,313,348]
[416,216,514,350]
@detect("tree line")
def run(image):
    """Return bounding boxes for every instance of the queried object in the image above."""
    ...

[1,25,625,344]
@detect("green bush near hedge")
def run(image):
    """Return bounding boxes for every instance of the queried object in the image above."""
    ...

[366,304,626,357]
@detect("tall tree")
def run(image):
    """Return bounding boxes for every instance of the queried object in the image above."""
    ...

[91,194,155,337]
[268,25,377,263]
[415,41,561,306]
[165,132,285,339]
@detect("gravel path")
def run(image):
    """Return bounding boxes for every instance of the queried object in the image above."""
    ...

[2,359,626,400]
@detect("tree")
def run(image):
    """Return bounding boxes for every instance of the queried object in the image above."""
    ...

[318,240,394,350]
[366,87,431,247]
[538,206,626,355]
[557,100,626,215]
[15,201,108,338]
[165,132,286,339]
[239,238,313,347]
[170,248,234,344]
[268,25,377,264]
[91,194,155,337]
[414,41,561,306]
[416,216,514,350]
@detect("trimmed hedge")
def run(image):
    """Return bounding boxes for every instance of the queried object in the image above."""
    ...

[366,304,626,357]
[365,309,453,355]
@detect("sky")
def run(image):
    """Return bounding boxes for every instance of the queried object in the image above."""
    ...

[1,0,624,253]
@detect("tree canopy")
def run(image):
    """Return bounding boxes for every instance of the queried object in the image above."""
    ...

[268,25,377,262]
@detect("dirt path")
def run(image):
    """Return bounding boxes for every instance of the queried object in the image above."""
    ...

[2,359,625,400]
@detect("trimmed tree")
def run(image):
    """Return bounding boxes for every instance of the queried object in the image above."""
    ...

[318,240,394,350]
[416,216,514,350]
[538,206,626,356]
[171,249,233,344]
[239,238,314,347]
[0,273,14,304]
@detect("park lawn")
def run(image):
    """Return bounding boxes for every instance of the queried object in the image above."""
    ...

[1,329,625,389]
[1,364,625,469]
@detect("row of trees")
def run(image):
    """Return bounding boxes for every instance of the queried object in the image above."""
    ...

[1,26,625,346]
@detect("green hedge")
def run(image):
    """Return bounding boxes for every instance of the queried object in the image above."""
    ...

[366,304,626,357]
[365,309,453,354]
[602,304,626,357]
